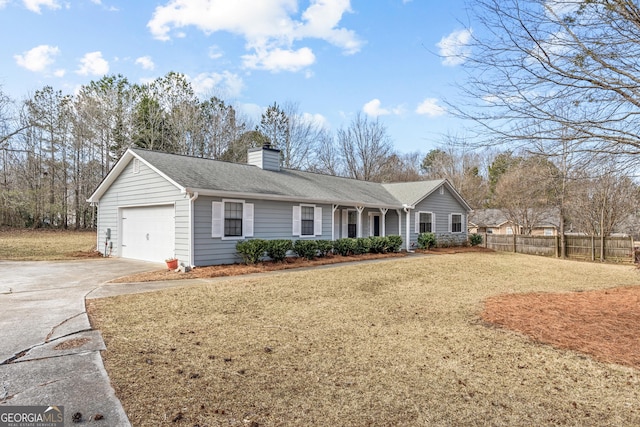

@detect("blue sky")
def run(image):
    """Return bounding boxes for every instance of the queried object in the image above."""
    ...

[1,0,474,154]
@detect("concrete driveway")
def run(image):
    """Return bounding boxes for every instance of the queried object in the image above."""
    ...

[0,258,159,426]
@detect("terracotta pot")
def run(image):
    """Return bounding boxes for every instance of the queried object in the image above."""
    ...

[166,259,178,269]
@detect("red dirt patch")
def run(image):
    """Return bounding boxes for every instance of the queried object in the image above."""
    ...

[481,286,640,369]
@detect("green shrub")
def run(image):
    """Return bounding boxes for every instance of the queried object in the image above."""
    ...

[265,239,293,262]
[333,238,356,256]
[293,239,318,260]
[316,240,334,257]
[469,233,483,246]
[387,235,403,252]
[436,235,461,248]
[368,236,389,254]
[236,239,267,264]
[353,237,371,255]
[417,232,437,249]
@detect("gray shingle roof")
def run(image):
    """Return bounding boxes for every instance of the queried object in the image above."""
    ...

[90,148,470,210]
[382,180,445,206]
[132,149,402,207]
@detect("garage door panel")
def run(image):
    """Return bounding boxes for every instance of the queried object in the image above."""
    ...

[121,205,175,262]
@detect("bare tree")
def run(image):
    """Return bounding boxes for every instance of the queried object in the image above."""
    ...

[337,113,393,181]
[422,136,489,208]
[492,156,558,235]
[569,165,639,259]
[455,0,640,159]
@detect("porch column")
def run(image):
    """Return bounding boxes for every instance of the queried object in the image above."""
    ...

[356,206,365,238]
[405,208,411,251]
[396,209,402,241]
[380,208,388,237]
[332,204,339,241]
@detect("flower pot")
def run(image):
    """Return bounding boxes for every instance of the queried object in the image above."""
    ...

[166,259,178,270]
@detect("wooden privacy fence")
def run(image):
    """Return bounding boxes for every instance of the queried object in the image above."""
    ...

[482,234,636,264]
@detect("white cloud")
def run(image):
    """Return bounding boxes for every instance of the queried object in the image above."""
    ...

[135,55,155,70]
[23,0,60,13]
[363,99,389,117]
[363,98,404,117]
[76,51,109,76]
[302,112,329,129]
[189,71,244,98]
[437,28,472,66]
[242,47,315,72]
[0,0,9,9]
[147,0,362,73]
[416,98,446,117]
[208,45,224,59]
[53,69,65,77]
[14,44,60,72]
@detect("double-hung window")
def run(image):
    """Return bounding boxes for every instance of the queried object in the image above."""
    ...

[450,213,463,233]
[420,212,432,233]
[300,206,315,236]
[415,211,435,234]
[212,200,254,239]
[293,205,322,237]
[224,202,243,237]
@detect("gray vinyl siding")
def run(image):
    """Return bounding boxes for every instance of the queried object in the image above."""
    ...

[193,196,333,266]
[96,158,188,262]
[410,186,468,247]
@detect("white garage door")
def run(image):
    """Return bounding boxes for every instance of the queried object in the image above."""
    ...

[121,205,175,263]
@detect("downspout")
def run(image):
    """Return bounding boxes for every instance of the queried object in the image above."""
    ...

[403,204,413,252]
[188,191,199,267]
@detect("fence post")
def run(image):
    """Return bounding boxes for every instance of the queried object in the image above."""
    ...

[513,233,517,253]
[591,235,595,262]
[555,234,559,258]
[484,232,488,248]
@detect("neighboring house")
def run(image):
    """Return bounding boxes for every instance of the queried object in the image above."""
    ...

[469,208,559,236]
[88,146,472,266]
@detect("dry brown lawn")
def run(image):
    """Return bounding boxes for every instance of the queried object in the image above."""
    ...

[0,228,100,260]
[88,252,640,427]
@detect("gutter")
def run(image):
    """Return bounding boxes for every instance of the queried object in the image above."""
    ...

[188,191,199,267]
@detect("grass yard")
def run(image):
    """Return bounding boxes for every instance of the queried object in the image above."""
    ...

[88,252,640,426]
[0,228,99,260]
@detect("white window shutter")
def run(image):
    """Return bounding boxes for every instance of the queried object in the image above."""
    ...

[448,213,452,233]
[292,205,301,236]
[415,211,420,234]
[314,206,322,236]
[212,202,223,237]
[342,209,348,238]
[244,203,254,237]
[432,213,436,233]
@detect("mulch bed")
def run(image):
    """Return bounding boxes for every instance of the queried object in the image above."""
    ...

[110,252,409,283]
[482,286,640,369]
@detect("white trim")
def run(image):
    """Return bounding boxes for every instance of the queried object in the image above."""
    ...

[212,199,254,240]
[415,211,434,234]
[293,203,322,237]
[182,187,400,210]
[379,208,387,237]
[449,212,463,233]
[356,206,364,238]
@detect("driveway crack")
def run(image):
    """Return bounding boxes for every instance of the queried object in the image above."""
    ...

[45,312,86,343]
